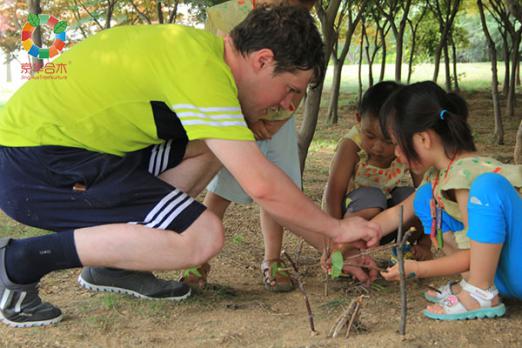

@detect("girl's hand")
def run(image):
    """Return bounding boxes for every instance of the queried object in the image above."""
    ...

[381,260,420,281]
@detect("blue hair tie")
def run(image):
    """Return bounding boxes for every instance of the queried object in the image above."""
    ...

[439,109,448,120]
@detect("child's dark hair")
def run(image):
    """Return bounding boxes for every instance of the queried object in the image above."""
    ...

[380,81,476,163]
[359,81,403,119]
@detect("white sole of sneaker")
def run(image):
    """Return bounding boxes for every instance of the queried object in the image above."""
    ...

[77,275,191,301]
[0,310,63,328]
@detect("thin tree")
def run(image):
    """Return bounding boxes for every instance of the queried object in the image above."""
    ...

[326,0,368,125]
[489,0,521,117]
[26,0,43,72]
[298,0,343,172]
[376,0,413,81]
[429,0,461,85]
[504,0,522,163]
[406,1,428,84]
[478,0,504,145]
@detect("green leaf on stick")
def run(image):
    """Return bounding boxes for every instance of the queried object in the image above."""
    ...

[330,250,344,279]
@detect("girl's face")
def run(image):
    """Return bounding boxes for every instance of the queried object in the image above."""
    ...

[359,115,395,164]
[390,131,433,175]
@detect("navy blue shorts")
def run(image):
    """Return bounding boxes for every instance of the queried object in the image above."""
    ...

[0,144,206,233]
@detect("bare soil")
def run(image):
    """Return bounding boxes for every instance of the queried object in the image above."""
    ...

[1,91,522,348]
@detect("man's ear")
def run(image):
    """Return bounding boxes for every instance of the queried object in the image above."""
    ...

[250,48,275,72]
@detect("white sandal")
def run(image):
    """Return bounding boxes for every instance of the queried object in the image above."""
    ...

[423,280,506,320]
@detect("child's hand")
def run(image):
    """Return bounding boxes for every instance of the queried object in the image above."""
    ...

[380,260,419,281]
[321,244,378,286]
[412,244,433,261]
[248,120,272,140]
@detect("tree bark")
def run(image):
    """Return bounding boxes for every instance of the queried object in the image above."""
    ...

[502,30,510,96]
[6,59,12,83]
[443,41,451,90]
[326,1,367,125]
[379,25,388,82]
[450,34,459,91]
[299,0,342,172]
[478,0,504,145]
[26,0,43,73]
[507,30,521,117]
[358,21,365,103]
[431,0,461,83]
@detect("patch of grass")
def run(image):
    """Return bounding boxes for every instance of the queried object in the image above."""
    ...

[318,298,348,315]
[231,233,244,245]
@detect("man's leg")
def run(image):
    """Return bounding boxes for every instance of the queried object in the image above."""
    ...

[80,140,224,296]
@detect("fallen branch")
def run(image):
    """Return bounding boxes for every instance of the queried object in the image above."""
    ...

[397,206,407,336]
[327,295,365,339]
[282,250,317,335]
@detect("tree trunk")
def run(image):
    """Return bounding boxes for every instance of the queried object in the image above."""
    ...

[502,31,510,96]
[516,121,522,163]
[299,0,341,172]
[407,25,416,84]
[364,27,374,87]
[432,0,461,83]
[507,31,521,117]
[395,35,403,82]
[358,25,365,102]
[6,59,12,83]
[444,42,451,90]
[451,34,459,91]
[516,55,520,86]
[327,58,342,125]
[478,0,504,145]
[157,0,164,23]
[27,0,43,73]
[380,29,387,82]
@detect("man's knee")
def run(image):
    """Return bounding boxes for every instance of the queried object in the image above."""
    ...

[180,210,224,266]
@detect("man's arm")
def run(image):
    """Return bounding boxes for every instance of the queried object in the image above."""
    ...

[205,138,381,245]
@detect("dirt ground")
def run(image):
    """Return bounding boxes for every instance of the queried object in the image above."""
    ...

[1,91,522,348]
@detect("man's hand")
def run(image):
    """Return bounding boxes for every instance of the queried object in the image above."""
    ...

[333,216,382,247]
[381,259,419,281]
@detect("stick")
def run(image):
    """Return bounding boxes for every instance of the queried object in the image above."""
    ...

[327,295,365,339]
[294,239,304,269]
[345,296,363,339]
[282,250,317,334]
[397,206,407,336]
[323,237,330,297]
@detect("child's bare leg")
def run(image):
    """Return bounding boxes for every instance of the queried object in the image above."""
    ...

[425,232,468,297]
[344,207,381,221]
[203,191,232,220]
[427,241,502,313]
[260,208,284,261]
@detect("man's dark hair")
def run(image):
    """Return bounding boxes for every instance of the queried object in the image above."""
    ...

[230,5,325,87]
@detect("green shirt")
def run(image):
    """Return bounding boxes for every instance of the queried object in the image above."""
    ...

[0,24,254,156]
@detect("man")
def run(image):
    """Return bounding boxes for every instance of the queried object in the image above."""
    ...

[0,6,380,328]
[198,0,316,292]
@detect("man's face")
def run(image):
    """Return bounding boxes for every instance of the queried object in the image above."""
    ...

[238,59,313,119]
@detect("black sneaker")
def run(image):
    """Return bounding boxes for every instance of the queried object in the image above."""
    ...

[78,267,191,300]
[0,238,63,328]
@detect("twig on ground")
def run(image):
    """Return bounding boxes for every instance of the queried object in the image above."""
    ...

[397,206,407,336]
[328,295,365,338]
[345,296,364,339]
[295,239,304,269]
[282,250,317,335]
[323,237,330,297]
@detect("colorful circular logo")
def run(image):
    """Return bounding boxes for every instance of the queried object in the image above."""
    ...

[21,14,67,59]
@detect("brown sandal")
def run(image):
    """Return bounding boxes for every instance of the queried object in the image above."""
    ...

[179,263,211,289]
[261,259,295,292]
